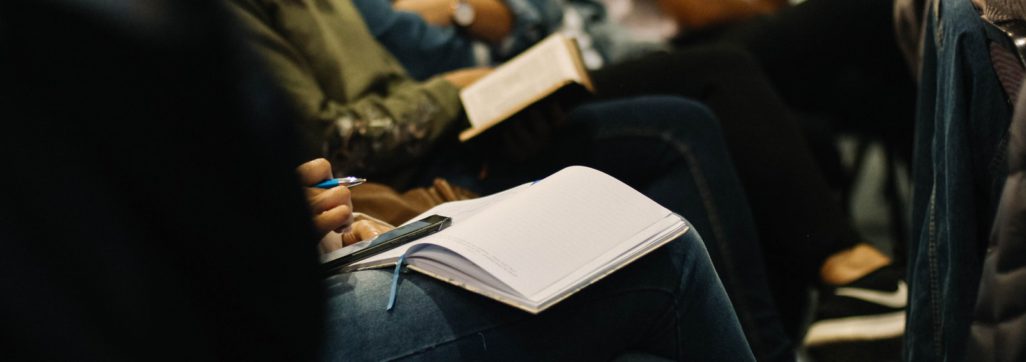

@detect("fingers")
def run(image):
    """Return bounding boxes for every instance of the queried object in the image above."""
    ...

[321,219,391,253]
[341,220,395,246]
[320,234,344,254]
[296,158,333,186]
[297,158,354,237]
[306,186,351,214]
[340,227,362,246]
[313,202,354,236]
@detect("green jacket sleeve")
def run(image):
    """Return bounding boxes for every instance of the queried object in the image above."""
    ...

[227,0,463,176]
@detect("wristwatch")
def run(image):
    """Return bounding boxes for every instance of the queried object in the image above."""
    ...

[451,0,475,28]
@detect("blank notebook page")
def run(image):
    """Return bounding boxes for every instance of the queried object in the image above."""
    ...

[422,166,671,300]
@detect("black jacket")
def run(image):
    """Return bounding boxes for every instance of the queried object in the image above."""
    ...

[968,80,1026,361]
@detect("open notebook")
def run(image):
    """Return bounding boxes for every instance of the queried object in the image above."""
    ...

[344,166,689,314]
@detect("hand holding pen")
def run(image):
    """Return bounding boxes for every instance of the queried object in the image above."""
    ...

[297,159,361,236]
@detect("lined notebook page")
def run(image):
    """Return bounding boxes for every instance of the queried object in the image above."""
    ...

[421,166,671,299]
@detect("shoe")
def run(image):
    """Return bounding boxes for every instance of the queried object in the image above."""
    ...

[804,264,906,347]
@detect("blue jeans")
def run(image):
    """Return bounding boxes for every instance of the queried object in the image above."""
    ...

[347,97,786,359]
[322,230,751,361]
[908,0,1012,360]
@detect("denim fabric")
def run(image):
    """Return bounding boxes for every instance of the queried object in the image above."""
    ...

[352,0,563,80]
[401,97,791,360]
[352,0,476,80]
[496,0,564,59]
[908,0,1013,359]
[353,0,652,78]
[322,228,754,361]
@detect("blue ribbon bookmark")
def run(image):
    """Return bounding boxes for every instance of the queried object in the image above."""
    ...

[386,244,431,311]
[386,253,408,311]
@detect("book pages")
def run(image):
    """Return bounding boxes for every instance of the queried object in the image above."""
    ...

[342,166,688,313]
[458,34,591,141]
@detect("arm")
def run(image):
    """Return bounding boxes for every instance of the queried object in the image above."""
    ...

[353,0,478,79]
[657,0,784,30]
[491,0,564,59]
[391,0,564,61]
[393,0,514,44]
[227,0,463,176]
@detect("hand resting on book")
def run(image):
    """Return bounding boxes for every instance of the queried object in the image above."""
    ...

[336,219,394,251]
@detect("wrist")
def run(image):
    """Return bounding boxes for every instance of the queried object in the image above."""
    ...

[451,0,476,28]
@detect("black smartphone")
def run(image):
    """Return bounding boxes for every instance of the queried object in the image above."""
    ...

[321,214,452,274]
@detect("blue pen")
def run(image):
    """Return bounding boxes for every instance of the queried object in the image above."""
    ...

[314,177,367,189]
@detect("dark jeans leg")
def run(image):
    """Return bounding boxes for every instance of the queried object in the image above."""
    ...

[592,47,859,347]
[322,229,753,361]
[680,0,919,266]
[684,0,917,146]
[593,47,860,273]
[421,97,794,360]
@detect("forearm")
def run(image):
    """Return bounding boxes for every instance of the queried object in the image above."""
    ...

[658,0,778,29]
[465,0,514,43]
[353,0,477,79]
[314,77,463,176]
[393,0,513,44]
[228,1,463,175]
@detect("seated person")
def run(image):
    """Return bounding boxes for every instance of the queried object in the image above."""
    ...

[1,1,753,359]
[301,158,754,360]
[349,0,905,354]
[227,0,797,358]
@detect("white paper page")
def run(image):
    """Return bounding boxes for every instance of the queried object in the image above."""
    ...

[460,34,580,128]
[416,166,673,299]
[413,215,687,313]
[532,216,685,302]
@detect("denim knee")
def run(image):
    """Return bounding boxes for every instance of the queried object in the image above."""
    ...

[569,96,724,143]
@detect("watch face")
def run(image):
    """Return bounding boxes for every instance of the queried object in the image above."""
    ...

[453,2,475,27]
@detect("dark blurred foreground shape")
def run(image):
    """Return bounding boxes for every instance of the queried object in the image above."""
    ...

[0,0,325,359]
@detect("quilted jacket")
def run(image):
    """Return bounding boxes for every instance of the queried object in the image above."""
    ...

[968,80,1026,361]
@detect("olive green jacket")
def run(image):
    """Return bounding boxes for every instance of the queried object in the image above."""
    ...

[227,0,463,176]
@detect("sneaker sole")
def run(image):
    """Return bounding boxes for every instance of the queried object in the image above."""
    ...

[803,311,905,346]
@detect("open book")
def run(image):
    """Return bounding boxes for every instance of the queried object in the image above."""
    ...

[342,166,689,314]
[458,34,595,141]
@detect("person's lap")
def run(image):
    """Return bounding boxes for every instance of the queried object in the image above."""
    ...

[398,96,790,358]
[321,229,752,361]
